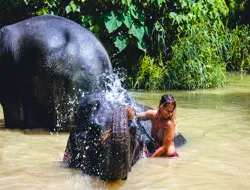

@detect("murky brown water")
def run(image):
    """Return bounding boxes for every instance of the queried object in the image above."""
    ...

[0,73,250,190]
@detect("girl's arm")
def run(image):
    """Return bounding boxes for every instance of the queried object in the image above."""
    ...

[136,110,155,121]
[150,120,175,157]
[125,106,153,121]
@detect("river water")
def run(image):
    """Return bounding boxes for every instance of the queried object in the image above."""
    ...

[0,73,249,190]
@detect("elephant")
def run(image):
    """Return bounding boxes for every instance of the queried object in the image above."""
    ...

[0,15,112,130]
[63,89,187,181]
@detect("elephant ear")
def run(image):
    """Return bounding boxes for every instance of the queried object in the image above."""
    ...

[108,106,131,180]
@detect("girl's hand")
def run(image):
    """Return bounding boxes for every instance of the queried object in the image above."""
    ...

[124,106,135,121]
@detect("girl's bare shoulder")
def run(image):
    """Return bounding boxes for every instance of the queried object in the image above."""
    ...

[166,119,175,129]
[145,109,157,116]
[137,109,157,120]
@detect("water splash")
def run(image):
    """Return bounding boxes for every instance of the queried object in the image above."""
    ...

[102,72,128,105]
[53,70,130,131]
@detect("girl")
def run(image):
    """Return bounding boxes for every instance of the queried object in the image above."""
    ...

[133,94,179,158]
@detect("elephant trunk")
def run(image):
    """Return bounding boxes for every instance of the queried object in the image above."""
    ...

[64,106,136,181]
[103,106,132,180]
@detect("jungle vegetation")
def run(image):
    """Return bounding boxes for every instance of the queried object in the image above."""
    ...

[1,0,250,90]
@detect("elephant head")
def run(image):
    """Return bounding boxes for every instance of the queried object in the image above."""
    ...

[63,91,187,181]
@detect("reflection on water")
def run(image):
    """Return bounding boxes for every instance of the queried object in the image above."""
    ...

[0,73,250,190]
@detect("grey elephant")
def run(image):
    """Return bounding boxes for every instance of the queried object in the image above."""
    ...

[63,89,186,181]
[0,15,112,130]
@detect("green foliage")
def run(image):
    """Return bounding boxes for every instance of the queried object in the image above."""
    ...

[227,0,249,27]
[169,0,229,33]
[65,1,80,14]
[134,55,167,90]
[104,11,123,33]
[166,23,228,89]
[226,25,250,72]
[1,0,250,90]
[102,4,148,52]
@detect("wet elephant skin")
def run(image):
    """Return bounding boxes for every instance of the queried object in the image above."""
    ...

[0,15,112,130]
[63,92,187,181]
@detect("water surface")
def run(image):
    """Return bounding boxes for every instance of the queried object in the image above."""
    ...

[0,73,249,189]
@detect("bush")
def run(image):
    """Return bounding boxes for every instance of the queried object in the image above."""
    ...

[226,25,250,72]
[164,23,228,90]
[133,55,167,90]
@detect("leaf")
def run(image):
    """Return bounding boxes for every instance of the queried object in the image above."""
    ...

[122,0,132,6]
[81,15,94,27]
[104,11,124,33]
[128,23,145,41]
[37,7,50,15]
[144,25,149,36]
[45,0,57,7]
[123,12,133,29]
[127,0,132,6]
[129,5,138,19]
[70,1,76,12]
[157,0,165,7]
[113,34,129,52]
[65,6,71,14]
[181,0,187,8]
[24,0,30,5]
[90,25,100,33]
[69,1,80,12]
[136,39,147,52]
[188,0,195,8]
[76,7,80,12]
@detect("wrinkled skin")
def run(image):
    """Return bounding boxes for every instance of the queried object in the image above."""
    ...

[0,15,112,130]
[64,92,187,181]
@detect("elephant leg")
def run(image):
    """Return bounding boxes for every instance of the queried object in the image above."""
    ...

[0,69,25,128]
[1,94,25,129]
[21,96,50,129]
[20,81,56,130]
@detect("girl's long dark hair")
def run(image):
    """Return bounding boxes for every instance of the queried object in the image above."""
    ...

[159,94,176,109]
[158,94,177,124]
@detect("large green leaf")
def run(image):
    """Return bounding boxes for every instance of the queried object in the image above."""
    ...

[104,11,124,33]
[128,23,145,41]
[113,34,129,52]
[123,11,133,29]
[129,5,138,19]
